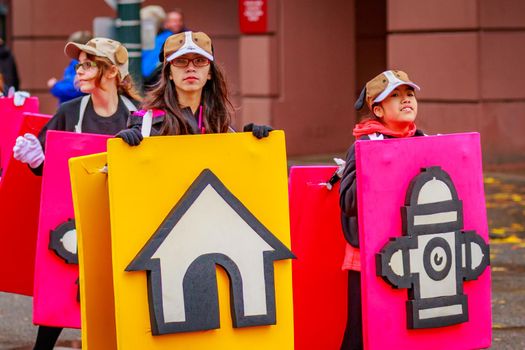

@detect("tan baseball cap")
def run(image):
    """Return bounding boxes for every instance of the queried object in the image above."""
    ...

[354,70,420,111]
[364,70,420,109]
[164,31,214,62]
[64,37,129,79]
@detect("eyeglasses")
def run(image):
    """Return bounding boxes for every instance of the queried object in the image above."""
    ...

[75,61,98,71]
[170,57,210,68]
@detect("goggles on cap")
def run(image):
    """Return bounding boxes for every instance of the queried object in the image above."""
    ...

[354,70,420,111]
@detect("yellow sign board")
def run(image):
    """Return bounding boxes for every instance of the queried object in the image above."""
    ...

[69,153,116,350]
[70,131,294,349]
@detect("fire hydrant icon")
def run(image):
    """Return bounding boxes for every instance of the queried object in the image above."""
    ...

[377,166,490,329]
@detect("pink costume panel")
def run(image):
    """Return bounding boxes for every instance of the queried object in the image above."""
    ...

[289,166,348,350]
[355,133,491,350]
[33,131,110,328]
[0,111,50,295]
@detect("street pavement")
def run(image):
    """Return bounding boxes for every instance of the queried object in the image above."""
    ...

[484,172,525,350]
[0,291,80,349]
[0,167,523,349]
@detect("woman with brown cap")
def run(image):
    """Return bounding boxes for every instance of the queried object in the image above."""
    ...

[12,37,141,350]
[13,37,141,176]
[116,31,271,145]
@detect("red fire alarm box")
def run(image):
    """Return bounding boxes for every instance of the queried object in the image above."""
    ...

[239,0,267,34]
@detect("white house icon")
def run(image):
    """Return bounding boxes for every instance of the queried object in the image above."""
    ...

[126,169,295,335]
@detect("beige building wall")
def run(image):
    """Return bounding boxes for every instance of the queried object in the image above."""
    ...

[8,1,525,163]
[12,0,241,118]
[267,0,356,155]
[12,0,114,113]
[387,0,525,165]
[11,0,356,157]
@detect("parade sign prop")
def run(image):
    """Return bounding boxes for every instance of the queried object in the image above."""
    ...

[70,131,295,349]
[355,133,491,350]
[70,152,116,350]
[289,166,348,350]
[33,131,110,328]
[0,111,50,295]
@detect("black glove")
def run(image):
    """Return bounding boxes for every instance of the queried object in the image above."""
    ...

[243,123,274,139]
[116,127,143,146]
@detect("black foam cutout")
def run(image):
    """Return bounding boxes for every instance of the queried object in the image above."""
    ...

[48,219,78,264]
[423,236,452,281]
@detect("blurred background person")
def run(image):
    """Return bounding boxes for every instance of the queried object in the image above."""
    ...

[143,8,188,87]
[164,8,186,34]
[0,38,19,91]
[47,30,92,104]
[141,5,166,82]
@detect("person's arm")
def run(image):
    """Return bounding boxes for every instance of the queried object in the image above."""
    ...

[116,110,164,146]
[115,124,143,146]
[50,80,83,102]
[339,143,359,247]
[29,106,69,175]
[141,49,159,78]
[340,144,358,217]
[50,61,84,102]
[242,123,273,138]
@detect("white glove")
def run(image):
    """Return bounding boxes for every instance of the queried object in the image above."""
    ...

[13,133,45,168]
[325,158,347,190]
[13,91,30,107]
[334,157,346,177]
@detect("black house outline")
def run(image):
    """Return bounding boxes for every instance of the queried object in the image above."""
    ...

[126,168,295,335]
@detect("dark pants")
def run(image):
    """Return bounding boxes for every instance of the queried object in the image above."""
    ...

[340,270,363,350]
[33,326,62,350]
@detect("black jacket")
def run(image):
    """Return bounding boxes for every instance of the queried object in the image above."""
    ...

[127,107,233,135]
[339,130,425,247]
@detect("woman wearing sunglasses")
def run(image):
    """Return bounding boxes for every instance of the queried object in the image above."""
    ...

[117,31,271,145]
[13,37,141,350]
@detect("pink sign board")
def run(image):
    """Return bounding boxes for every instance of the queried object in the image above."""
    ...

[33,131,110,328]
[289,166,348,350]
[355,133,491,349]
[0,112,50,296]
